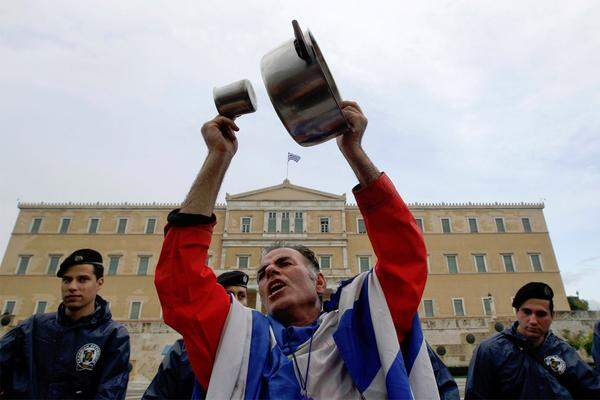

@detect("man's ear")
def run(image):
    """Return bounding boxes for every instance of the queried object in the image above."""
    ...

[316,272,327,295]
[97,277,104,289]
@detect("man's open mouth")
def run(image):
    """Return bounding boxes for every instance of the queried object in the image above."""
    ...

[268,280,286,297]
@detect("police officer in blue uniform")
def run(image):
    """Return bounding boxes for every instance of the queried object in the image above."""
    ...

[0,249,131,399]
[142,270,250,400]
[466,282,600,399]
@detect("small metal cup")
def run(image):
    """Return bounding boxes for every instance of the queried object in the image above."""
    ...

[213,79,257,118]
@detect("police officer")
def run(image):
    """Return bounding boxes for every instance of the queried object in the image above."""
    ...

[0,249,131,399]
[142,270,249,400]
[465,282,600,399]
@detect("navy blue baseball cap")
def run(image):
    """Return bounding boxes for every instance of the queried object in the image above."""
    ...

[217,271,249,288]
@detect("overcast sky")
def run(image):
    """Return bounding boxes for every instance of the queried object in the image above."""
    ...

[1,1,599,307]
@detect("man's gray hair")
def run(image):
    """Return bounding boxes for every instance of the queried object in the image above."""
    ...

[263,242,320,276]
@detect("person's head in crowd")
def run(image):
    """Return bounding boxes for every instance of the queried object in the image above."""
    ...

[512,282,554,347]
[57,249,104,320]
[257,243,327,326]
[217,271,249,306]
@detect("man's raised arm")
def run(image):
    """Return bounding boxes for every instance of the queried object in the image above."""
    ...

[337,101,428,343]
[154,116,239,390]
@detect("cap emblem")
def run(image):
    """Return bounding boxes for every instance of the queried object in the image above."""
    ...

[75,255,83,262]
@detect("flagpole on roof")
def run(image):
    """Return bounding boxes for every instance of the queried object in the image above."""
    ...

[286,154,289,180]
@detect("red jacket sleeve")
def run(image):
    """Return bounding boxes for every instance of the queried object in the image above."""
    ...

[154,222,230,390]
[354,173,427,343]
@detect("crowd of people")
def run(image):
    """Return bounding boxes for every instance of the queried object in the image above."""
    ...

[1,100,600,398]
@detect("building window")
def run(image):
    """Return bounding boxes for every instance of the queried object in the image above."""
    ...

[241,217,251,233]
[502,254,515,272]
[529,253,543,272]
[357,218,366,234]
[30,217,43,233]
[319,255,331,269]
[320,217,330,233]
[294,212,303,233]
[237,255,249,269]
[267,212,276,233]
[130,301,142,320]
[47,255,62,275]
[522,217,532,232]
[453,298,465,316]
[468,217,478,233]
[423,299,434,317]
[495,217,505,233]
[482,297,494,316]
[35,301,47,314]
[59,218,71,234]
[474,254,487,273]
[108,255,121,276]
[117,218,128,234]
[88,218,100,234]
[16,255,31,275]
[145,218,157,234]
[206,254,213,267]
[441,218,451,233]
[359,256,371,273]
[414,218,424,232]
[3,300,16,314]
[137,256,150,276]
[445,254,458,274]
[281,212,290,233]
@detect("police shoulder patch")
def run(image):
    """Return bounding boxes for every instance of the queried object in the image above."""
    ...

[76,343,101,371]
[544,354,566,375]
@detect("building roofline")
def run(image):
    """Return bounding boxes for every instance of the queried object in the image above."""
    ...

[18,200,543,210]
[347,201,545,210]
[226,179,345,201]
[17,202,227,210]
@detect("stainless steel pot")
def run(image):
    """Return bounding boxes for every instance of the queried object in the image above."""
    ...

[261,20,349,146]
[213,79,257,118]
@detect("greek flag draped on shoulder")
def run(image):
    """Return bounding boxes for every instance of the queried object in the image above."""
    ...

[194,270,439,399]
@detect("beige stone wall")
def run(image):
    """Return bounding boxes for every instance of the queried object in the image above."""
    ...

[1,194,568,323]
[423,273,569,318]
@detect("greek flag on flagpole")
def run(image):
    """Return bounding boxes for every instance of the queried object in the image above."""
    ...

[288,152,301,162]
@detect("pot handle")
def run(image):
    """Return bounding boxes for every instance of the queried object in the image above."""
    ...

[292,20,311,62]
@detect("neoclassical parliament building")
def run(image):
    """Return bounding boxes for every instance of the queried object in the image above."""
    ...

[0,179,577,377]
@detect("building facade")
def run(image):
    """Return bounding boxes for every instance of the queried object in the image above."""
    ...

[0,179,572,377]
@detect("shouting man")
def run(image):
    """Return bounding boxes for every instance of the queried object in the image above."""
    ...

[0,249,130,399]
[466,282,600,399]
[155,101,437,398]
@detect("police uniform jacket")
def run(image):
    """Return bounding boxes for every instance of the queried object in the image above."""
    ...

[427,343,460,400]
[465,322,600,399]
[0,295,130,399]
[141,338,198,400]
